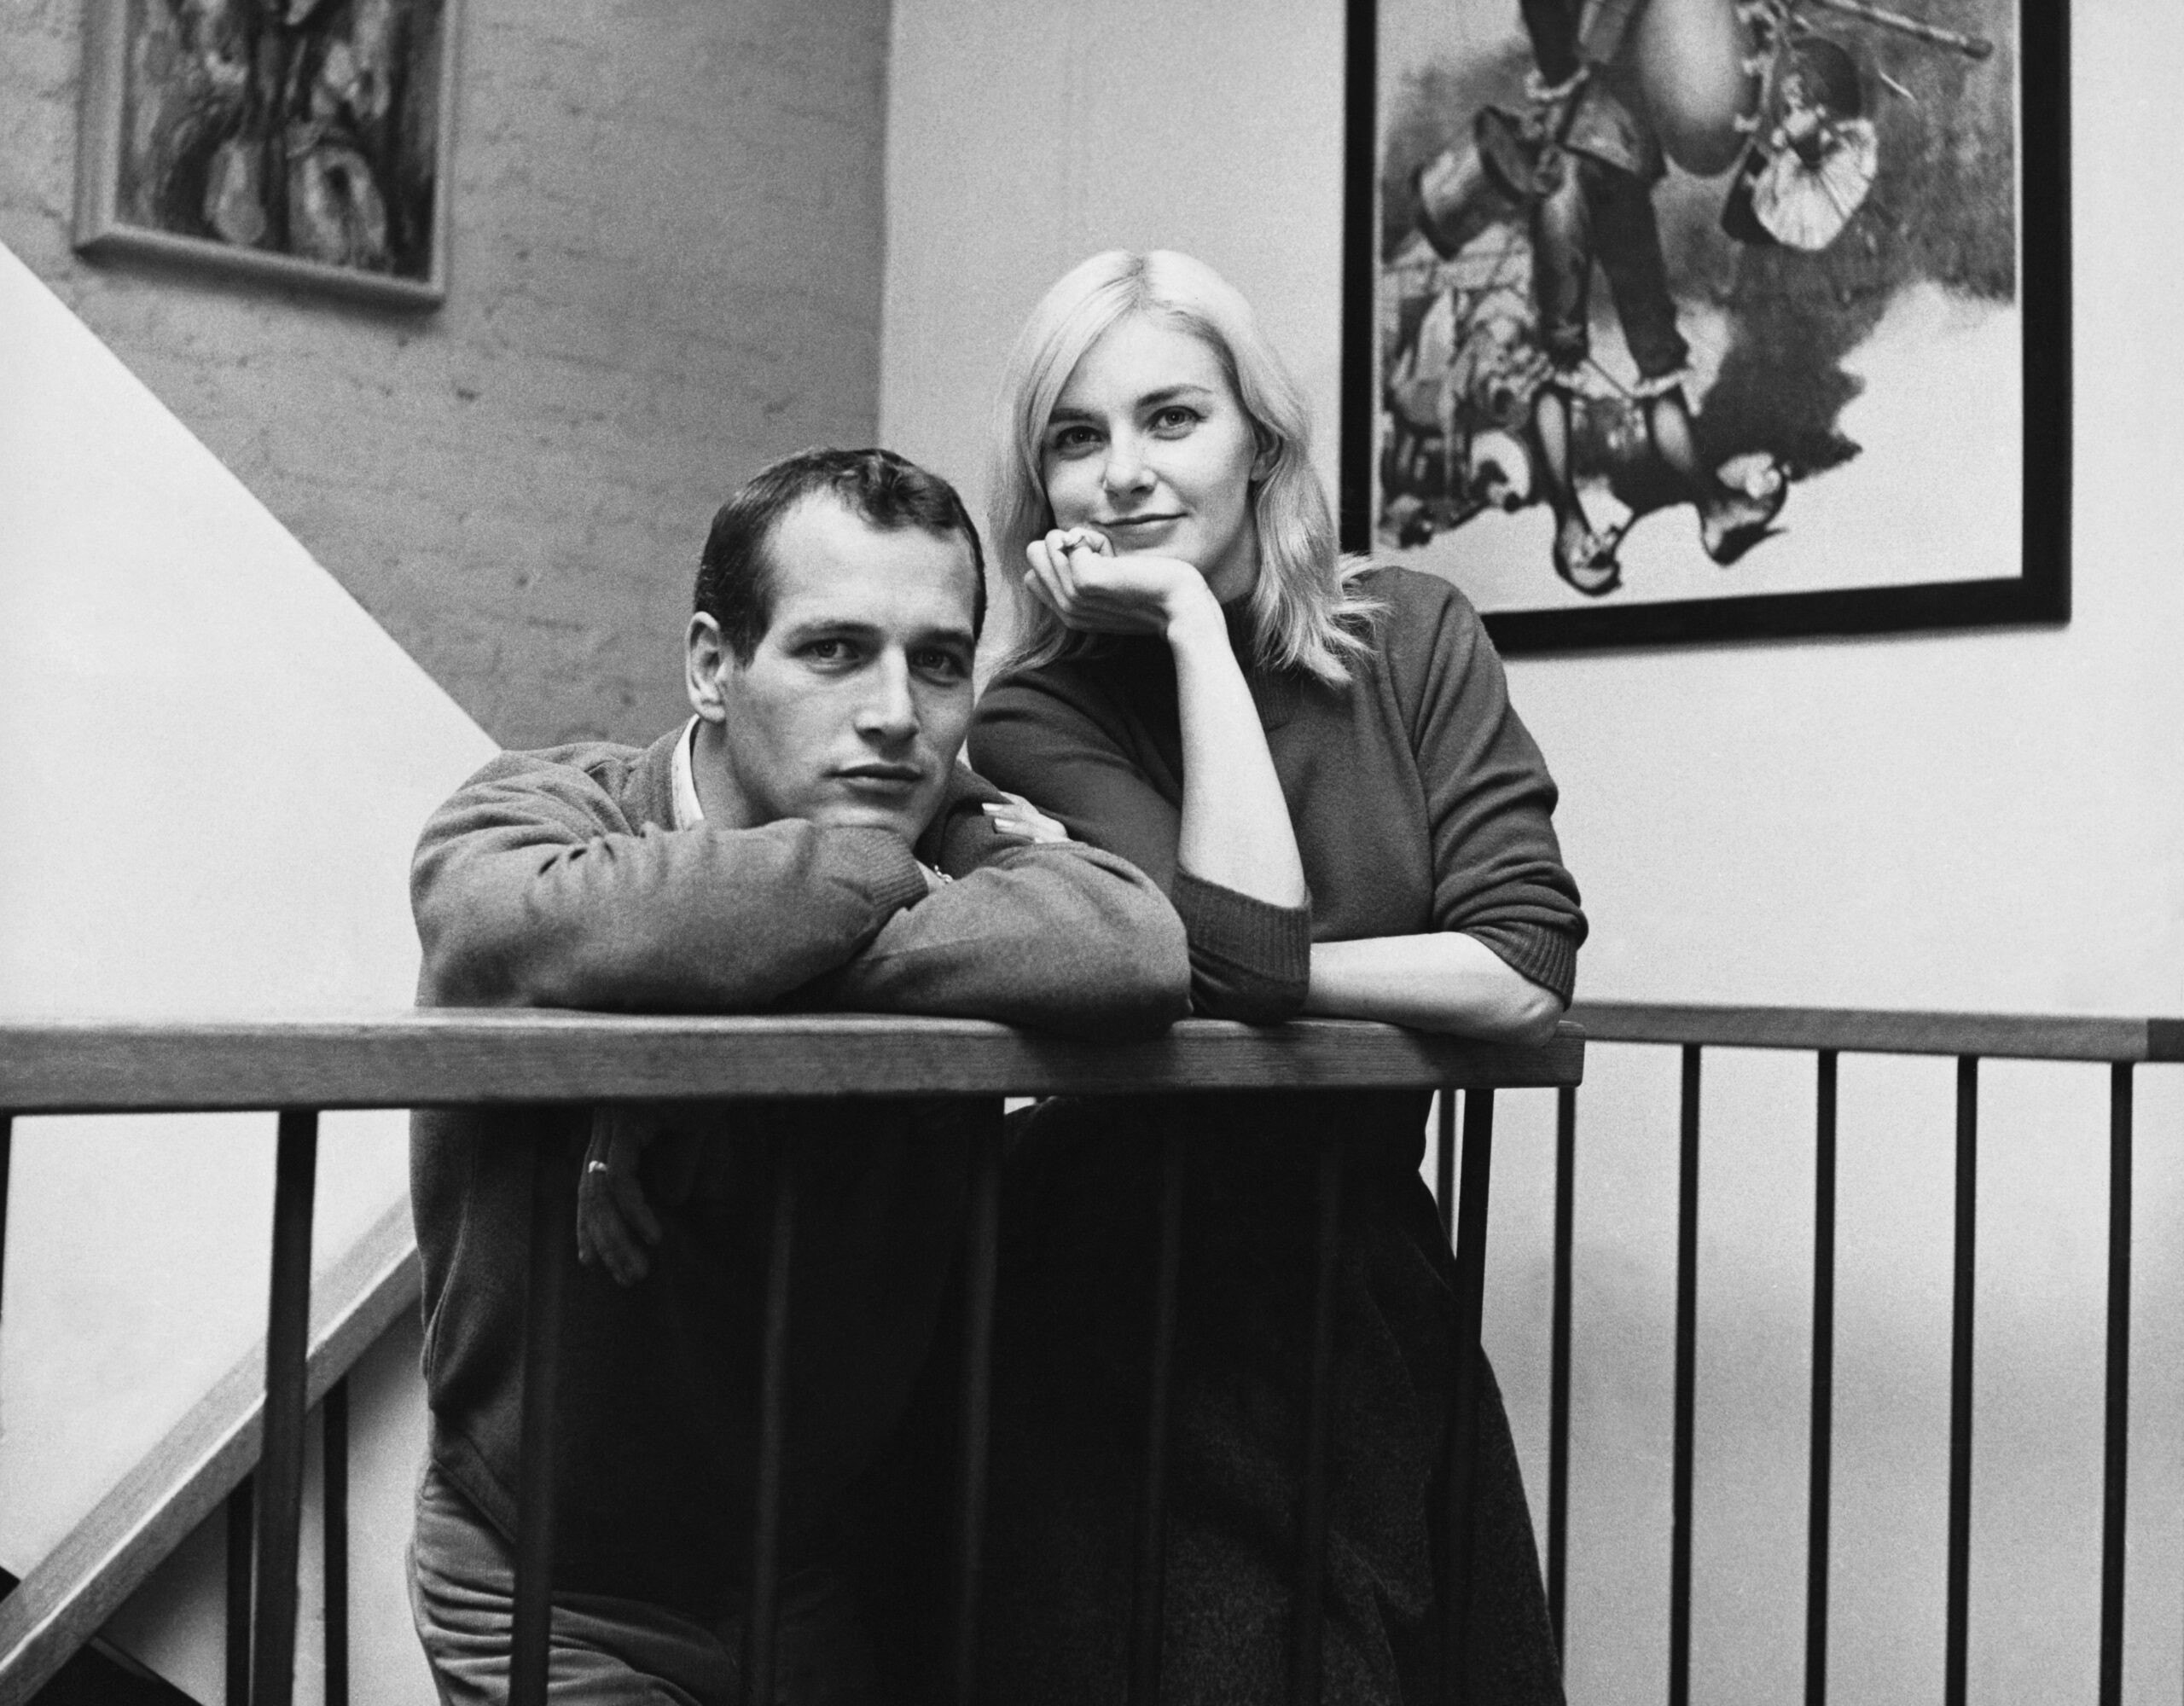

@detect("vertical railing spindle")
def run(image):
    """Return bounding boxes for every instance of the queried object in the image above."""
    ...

[1668,1047,1700,1706]
[226,1478,254,1706]
[509,1129,578,1706]
[1441,1088,1496,1705]
[1436,1089,1455,1245]
[322,1377,350,1706]
[251,1110,318,1706]
[1289,1137,1345,1706]
[1127,1122,1188,1706]
[1943,1056,1978,1706]
[2099,1062,2133,1706]
[1548,1085,1576,1657]
[745,1139,799,1706]
[0,1115,12,1331]
[1804,1052,1838,1706]
[950,1112,1005,1706]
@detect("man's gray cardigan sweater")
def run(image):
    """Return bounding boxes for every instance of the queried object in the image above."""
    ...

[410,728,1188,1616]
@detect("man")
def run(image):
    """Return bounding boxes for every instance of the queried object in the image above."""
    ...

[406,448,1189,1703]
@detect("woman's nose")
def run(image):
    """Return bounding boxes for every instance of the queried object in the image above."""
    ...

[1101,434,1153,496]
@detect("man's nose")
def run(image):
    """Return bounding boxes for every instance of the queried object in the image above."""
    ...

[855,654,920,742]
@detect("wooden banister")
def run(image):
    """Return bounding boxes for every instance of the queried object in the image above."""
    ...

[0,1012,1583,1701]
[0,1199,417,1704]
[0,1013,1587,1114]
[1568,1002,2183,1063]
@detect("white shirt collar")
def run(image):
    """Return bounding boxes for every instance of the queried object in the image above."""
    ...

[671,717,706,829]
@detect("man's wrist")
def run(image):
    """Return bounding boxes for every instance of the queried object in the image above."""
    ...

[840,825,932,919]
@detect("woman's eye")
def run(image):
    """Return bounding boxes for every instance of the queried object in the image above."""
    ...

[1151,405,1199,432]
[1046,425,1099,456]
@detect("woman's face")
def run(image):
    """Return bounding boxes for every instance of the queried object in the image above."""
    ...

[1039,313,1269,605]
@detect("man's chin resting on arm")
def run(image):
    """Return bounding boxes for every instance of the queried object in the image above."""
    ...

[406,448,1188,1706]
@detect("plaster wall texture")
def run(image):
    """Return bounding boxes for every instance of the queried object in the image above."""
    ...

[882,1,2184,1698]
[1,0,892,750]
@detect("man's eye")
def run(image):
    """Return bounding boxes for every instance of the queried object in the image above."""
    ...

[802,638,856,664]
[913,648,969,680]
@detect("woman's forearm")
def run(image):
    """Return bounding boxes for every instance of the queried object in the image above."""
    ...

[1167,595,1309,908]
[1302,932,1565,1042]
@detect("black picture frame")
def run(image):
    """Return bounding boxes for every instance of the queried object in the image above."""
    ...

[1341,0,2068,654]
[75,0,460,310]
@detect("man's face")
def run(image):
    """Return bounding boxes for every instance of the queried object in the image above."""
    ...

[687,496,979,844]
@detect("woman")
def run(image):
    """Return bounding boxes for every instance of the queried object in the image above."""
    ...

[959,251,1584,1705]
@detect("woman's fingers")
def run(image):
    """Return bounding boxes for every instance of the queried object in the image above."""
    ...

[1022,540,1071,617]
[1040,530,1090,602]
[983,794,1072,843]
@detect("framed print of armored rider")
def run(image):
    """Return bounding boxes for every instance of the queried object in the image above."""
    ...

[1341,0,2067,652]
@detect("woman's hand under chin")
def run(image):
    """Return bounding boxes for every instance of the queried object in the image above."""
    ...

[1028,526,1304,909]
[1024,527,1223,639]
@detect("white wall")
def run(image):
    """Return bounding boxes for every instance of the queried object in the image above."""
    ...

[0,241,493,1701]
[881,3,2184,1698]
[879,0,1350,545]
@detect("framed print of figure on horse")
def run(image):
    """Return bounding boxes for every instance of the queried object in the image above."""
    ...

[1341,0,2067,652]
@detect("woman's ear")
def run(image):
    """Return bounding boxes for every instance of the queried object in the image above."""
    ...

[685,612,732,723]
[1251,432,1280,482]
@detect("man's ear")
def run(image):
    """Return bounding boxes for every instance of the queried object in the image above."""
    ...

[685,613,734,724]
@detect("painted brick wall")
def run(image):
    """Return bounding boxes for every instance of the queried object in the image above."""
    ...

[2,0,891,747]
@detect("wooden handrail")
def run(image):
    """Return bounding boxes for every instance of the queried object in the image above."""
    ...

[1568,1001,2184,1063]
[0,1013,1582,1699]
[0,1198,417,1704]
[0,1013,1587,1114]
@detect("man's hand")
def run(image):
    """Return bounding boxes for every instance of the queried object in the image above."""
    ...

[577,1112,662,1286]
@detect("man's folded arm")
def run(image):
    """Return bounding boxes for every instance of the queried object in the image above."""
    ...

[411,757,930,1009]
[816,795,1192,1040]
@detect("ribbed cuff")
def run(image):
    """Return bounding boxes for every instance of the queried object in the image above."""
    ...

[1466,921,1579,1006]
[1174,867,1313,1021]
[841,827,932,917]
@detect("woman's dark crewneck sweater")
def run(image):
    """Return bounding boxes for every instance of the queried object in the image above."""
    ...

[972,566,1583,1021]
[954,566,1585,1706]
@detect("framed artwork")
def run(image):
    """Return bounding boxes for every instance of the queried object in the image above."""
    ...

[1340,0,2067,653]
[75,0,459,310]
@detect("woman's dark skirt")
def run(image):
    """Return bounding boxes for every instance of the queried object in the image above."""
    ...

[859,1089,1565,1706]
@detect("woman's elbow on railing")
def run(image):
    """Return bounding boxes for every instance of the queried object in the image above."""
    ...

[1489,991,1568,1050]
[1189,961,1314,1028]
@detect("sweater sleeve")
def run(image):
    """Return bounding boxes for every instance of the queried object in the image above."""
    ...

[971,665,1311,1024]
[1393,578,1588,1003]
[814,765,1191,1040]
[410,750,930,1010]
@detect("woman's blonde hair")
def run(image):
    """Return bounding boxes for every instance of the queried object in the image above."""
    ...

[987,249,1380,686]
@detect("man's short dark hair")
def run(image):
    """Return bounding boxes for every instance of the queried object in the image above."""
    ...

[694,448,986,661]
